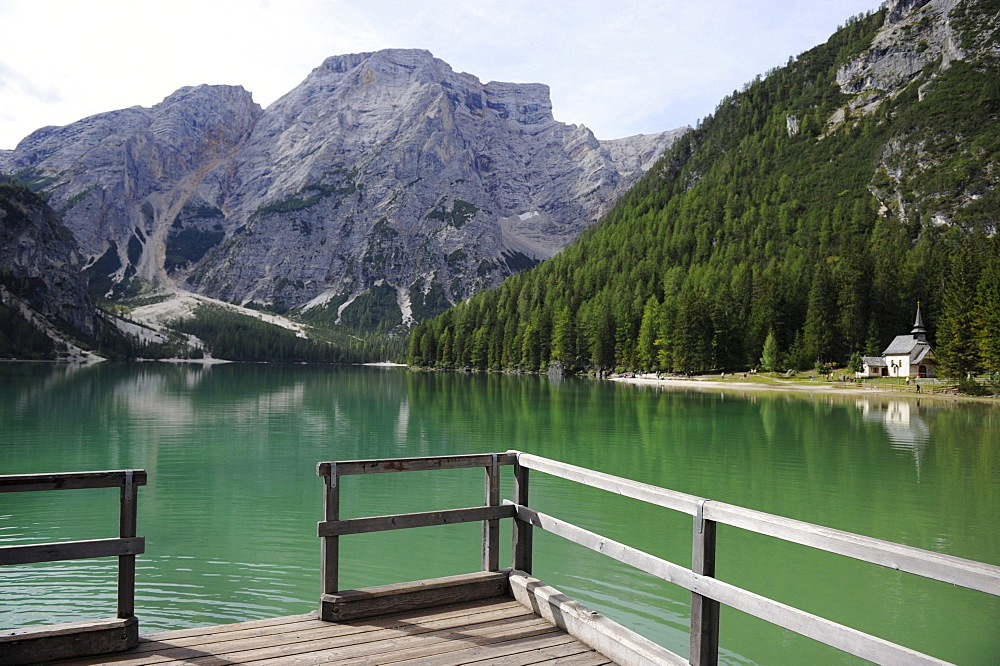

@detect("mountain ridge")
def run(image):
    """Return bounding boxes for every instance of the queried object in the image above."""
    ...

[1,49,686,332]
[407,0,1000,382]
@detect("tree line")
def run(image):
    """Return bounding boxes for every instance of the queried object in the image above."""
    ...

[408,7,1000,386]
[171,304,405,363]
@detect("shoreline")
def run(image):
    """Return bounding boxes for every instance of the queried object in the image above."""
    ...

[608,373,998,404]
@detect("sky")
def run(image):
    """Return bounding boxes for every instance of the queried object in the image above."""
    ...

[0,0,884,150]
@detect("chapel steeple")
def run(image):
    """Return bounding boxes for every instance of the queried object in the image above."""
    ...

[911,302,927,343]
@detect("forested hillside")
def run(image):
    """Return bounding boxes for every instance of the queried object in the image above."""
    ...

[408,1,1000,382]
[168,304,404,363]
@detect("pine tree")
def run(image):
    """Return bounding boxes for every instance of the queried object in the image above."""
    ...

[438,327,454,368]
[637,296,660,371]
[419,328,438,368]
[802,263,837,364]
[469,328,488,369]
[973,242,1000,383]
[550,305,575,365]
[760,329,781,372]
[848,350,863,374]
[520,321,540,371]
[672,290,714,373]
[584,296,616,370]
[936,240,983,380]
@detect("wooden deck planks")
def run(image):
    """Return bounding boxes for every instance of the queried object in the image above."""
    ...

[241,615,558,665]
[387,631,610,666]
[82,601,522,661]
[54,598,616,665]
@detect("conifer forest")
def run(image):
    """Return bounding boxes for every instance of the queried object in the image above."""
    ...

[409,7,1000,384]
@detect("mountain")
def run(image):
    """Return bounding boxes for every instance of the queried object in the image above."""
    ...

[1,85,263,297]
[0,180,97,358]
[407,0,1000,381]
[0,182,94,333]
[1,50,686,331]
[0,180,211,361]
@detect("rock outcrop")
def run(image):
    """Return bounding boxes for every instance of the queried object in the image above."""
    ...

[836,0,965,101]
[3,50,685,327]
[829,0,998,230]
[601,130,690,182]
[0,182,96,337]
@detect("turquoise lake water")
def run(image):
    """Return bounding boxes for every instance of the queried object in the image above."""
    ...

[1,362,997,663]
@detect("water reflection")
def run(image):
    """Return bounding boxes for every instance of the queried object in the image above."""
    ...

[2,364,998,663]
[857,399,931,476]
[395,398,410,446]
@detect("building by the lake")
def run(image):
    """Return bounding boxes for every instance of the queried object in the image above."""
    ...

[859,305,936,379]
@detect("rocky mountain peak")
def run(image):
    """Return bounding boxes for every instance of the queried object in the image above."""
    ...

[293,49,556,129]
[318,48,438,76]
[1,49,685,329]
[482,81,554,127]
[313,49,451,92]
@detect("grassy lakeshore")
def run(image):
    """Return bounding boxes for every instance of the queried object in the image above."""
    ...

[609,371,1000,404]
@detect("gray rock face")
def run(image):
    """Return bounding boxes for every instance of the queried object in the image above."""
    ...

[600,130,690,182]
[836,0,965,98]
[886,0,934,23]
[2,50,684,326]
[831,0,998,230]
[0,183,96,335]
[4,85,262,297]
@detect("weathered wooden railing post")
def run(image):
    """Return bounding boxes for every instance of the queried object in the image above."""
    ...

[690,498,720,666]
[117,470,139,619]
[482,453,501,571]
[0,470,147,662]
[321,463,340,597]
[512,456,532,573]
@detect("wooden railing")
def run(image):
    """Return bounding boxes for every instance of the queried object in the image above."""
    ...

[317,453,517,595]
[0,470,147,622]
[317,452,1000,665]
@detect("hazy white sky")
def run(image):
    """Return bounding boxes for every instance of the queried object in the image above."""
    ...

[0,0,883,150]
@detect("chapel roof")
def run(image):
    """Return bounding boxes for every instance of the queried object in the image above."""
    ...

[883,335,927,356]
[882,303,935,357]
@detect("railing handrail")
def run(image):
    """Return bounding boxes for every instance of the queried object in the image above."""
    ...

[507,502,950,665]
[316,452,999,665]
[512,451,1000,597]
[0,469,148,493]
[316,452,517,478]
[0,469,146,620]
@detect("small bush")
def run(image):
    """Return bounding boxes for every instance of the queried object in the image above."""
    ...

[957,377,993,396]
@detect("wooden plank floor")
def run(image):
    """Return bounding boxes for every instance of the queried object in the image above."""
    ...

[54,598,616,665]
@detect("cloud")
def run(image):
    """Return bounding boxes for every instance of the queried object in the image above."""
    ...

[0,60,62,104]
[0,0,884,148]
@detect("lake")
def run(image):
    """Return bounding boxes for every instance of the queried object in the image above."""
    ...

[1,362,997,663]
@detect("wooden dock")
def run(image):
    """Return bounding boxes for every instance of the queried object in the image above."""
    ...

[4,453,1000,665]
[54,597,614,666]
